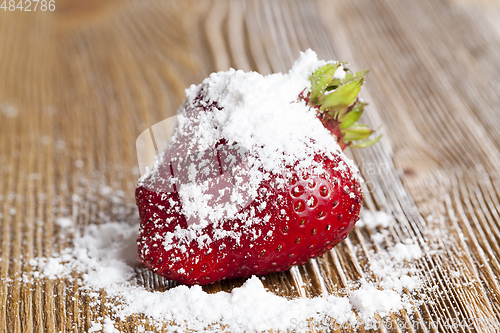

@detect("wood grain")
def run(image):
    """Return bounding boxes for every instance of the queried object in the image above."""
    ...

[1,0,500,331]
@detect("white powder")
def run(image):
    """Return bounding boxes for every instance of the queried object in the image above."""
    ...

[391,240,423,262]
[25,207,422,332]
[0,102,18,118]
[333,65,346,80]
[89,318,120,333]
[102,318,120,333]
[357,210,394,229]
[350,284,402,317]
[89,322,103,333]
[55,217,73,228]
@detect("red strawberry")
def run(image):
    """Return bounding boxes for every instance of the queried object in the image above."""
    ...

[136,51,379,285]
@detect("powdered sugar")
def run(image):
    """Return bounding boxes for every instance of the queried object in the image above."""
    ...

[350,284,402,317]
[357,210,394,229]
[195,52,337,161]
[392,240,423,262]
[333,65,346,80]
[0,102,18,118]
[55,217,73,228]
[357,212,422,296]
[89,318,120,333]
[24,207,423,332]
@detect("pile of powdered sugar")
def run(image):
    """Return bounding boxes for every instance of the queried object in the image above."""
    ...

[25,208,423,332]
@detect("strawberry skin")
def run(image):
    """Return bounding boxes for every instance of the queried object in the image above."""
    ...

[136,151,361,285]
[136,54,376,285]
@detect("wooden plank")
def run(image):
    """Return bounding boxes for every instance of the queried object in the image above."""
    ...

[1,0,500,331]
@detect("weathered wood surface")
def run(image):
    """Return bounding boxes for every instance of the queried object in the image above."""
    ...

[1,0,500,331]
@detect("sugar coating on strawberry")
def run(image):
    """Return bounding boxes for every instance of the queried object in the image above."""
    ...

[136,50,375,285]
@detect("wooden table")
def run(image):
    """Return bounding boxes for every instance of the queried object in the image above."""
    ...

[1,0,500,331]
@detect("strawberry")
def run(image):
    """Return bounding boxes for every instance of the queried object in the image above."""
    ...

[136,50,379,285]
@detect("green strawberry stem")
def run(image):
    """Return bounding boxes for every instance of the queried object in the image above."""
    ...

[304,63,380,150]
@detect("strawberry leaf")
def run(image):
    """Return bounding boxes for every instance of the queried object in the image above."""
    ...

[342,70,369,85]
[340,101,366,129]
[341,124,373,141]
[319,78,364,111]
[310,63,338,103]
[325,78,342,90]
[351,134,382,148]
[307,62,378,151]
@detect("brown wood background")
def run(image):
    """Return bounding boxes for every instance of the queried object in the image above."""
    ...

[1,0,500,331]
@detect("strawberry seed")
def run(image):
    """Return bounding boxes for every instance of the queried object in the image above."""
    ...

[320,185,328,196]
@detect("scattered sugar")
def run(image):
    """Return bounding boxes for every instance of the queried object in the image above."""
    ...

[100,186,113,196]
[55,139,65,150]
[350,284,402,317]
[371,232,385,243]
[56,217,73,228]
[333,65,346,80]
[40,136,52,146]
[89,321,103,333]
[102,317,120,333]
[358,213,422,295]
[37,257,71,279]
[0,102,18,118]
[391,240,423,262]
[24,206,422,332]
[357,210,393,229]
[89,317,119,333]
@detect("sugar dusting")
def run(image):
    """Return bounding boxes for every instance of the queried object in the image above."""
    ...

[26,206,422,332]
[138,50,360,252]
[0,102,18,118]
